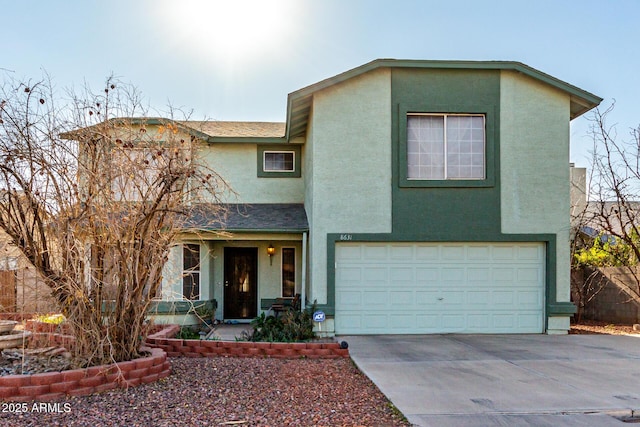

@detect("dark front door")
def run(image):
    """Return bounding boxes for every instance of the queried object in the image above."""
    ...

[224,247,258,319]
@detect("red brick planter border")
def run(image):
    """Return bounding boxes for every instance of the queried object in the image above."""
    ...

[0,346,169,402]
[0,322,348,401]
[145,325,350,359]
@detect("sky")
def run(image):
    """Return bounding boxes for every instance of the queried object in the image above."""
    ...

[2,0,638,167]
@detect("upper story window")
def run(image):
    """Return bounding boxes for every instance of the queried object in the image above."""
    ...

[264,151,295,172]
[407,114,485,180]
[257,145,301,178]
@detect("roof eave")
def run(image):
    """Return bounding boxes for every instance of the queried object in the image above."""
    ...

[285,59,603,139]
[60,117,212,142]
[206,136,287,144]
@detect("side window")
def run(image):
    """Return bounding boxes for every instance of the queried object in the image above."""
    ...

[257,145,301,178]
[281,248,295,297]
[182,244,200,300]
[264,151,295,172]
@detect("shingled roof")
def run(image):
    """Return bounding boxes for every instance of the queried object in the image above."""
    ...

[182,203,308,233]
[180,121,285,139]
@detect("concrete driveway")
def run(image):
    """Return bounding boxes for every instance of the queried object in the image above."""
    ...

[343,334,640,426]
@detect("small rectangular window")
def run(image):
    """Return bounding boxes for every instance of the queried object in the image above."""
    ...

[183,244,200,300]
[407,114,485,180]
[264,151,295,172]
[282,248,295,298]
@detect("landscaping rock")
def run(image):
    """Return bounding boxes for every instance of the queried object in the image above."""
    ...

[0,348,73,375]
[0,357,409,426]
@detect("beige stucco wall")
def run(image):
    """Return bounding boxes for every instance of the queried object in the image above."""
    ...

[306,68,393,304]
[570,165,587,228]
[199,143,304,203]
[500,70,572,329]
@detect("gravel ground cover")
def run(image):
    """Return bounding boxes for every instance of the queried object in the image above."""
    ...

[570,320,640,335]
[0,356,410,427]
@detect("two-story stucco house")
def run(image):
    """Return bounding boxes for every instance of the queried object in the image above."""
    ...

[128,59,602,335]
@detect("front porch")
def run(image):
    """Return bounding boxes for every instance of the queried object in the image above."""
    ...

[157,204,309,325]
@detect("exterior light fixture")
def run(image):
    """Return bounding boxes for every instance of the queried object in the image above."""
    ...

[267,244,276,265]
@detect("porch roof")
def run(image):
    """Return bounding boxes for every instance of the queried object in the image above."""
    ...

[182,203,308,233]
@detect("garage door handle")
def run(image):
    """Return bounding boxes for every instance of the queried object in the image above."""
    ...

[438,298,443,301]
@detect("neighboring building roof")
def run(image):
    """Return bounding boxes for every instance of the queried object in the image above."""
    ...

[61,118,285,144]
[182,203,308,233]
[582,200,640,236]
[285,58,603,139]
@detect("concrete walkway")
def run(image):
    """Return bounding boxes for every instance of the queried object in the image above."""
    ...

[343,334,640,426]
[209,323,253,341]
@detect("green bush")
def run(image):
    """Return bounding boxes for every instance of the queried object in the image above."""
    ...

[245,306,315,342]
[574,235,636,267]
[175,326,201,340]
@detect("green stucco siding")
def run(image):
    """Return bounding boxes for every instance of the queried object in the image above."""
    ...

[391,68,502,238]
[500,70,572,308]
[307,68,393,304]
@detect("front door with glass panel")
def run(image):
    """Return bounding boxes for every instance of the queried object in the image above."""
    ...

[223,247,258,319]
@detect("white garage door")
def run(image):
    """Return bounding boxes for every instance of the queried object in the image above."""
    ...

[335,242,545,334]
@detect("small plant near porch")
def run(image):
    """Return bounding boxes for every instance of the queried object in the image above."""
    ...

[243,306,315,342]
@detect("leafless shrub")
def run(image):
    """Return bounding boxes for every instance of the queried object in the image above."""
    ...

[0,73,228,365]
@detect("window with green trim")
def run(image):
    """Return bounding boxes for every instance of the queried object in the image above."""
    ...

[264,151,295,172]
[257,145,301,178]
[407,114,485,180]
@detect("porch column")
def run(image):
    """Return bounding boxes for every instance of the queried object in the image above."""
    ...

[301,231,307,312]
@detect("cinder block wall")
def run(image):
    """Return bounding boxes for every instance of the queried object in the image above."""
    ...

[573,267,640,324]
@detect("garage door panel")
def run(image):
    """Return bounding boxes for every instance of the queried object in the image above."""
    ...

[336,267,362,284]
[389,314,414,329]
[442,268,465,282]
[362,291,387,306]
[363,314,388,329]
[390,266,413,282]
[518,290,542,307]
[390,245,413,259]
[442,290,464,304]
[336,245,362,260]
[493,246,517,260]
[468,267,491,283]
[517,267,541,283]
[493,268,515,282]
[416,268,439,282]
[442,245,465,260]
[416,290,440,305]
[363,244,388,259]
[363,267,388,284]
[442,314,465,329]
[335,242,545,334]
[493,314,516,328]
[468,245,491,260]
[416,245,439,260]
[468,291,490,305]
[517,245,543,260]
[390,291,414,306]
[493,291,515,305]
[468,314,490,329]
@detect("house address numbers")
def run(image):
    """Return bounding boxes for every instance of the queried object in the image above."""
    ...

[339,234,353,241]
